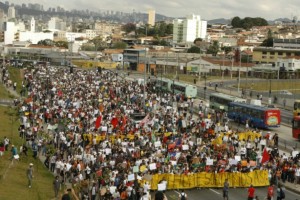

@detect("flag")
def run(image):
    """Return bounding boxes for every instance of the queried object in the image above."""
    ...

[95,115,102,129]
[139,114,150,127]
[261,148,270,164]
[121,116,127,131]
[111,117,118,128]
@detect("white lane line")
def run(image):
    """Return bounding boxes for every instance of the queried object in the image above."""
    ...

[209,188,221,195]
[173,190,180,194]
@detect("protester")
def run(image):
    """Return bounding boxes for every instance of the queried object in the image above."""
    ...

[11,65,300,199]
[27,163,34,188]
[53,176,61,198]
[267,184,274,200]
[247,184,255,200]
[223,179,229,200]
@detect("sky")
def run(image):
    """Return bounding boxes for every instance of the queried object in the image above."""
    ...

[8,0,300,20]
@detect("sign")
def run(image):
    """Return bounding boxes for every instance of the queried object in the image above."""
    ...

[109,186,116,194]
[157,183,166,191]
[229,159,238,165]
[149,163,157,170]
[235,156,241,161]
[206,159,213,166]
[133,166,139,173]
[128,174,135,181]
[182,145,189,150]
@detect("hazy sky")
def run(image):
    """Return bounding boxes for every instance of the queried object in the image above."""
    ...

[8,0,300,20]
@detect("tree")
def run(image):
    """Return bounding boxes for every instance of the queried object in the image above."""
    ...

[207,41,219,56]
[37,39,54,46]
[122,23,136,33]
[90,36,107,51]
[54,41,68,48]
[231,16,241,28]
[221,46,233,55]
[260,29,273,47]
[112,42,127,49]
[187,46,201,53]
[194,38,203,46]
[231,16,268,29]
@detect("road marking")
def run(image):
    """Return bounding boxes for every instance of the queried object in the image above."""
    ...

[173,190,180,194]
[209,188,221,195]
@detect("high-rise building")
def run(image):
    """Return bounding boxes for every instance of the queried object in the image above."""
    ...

[30,17,35,32]
[173,14,207,44]
[7,6,16,19]
[48,17,66,31]
[148,9,155,26]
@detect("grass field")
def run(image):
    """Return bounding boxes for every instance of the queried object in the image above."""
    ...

[0,106,56,200]
[7,66,23,93]
[0,84,15,99]
[239,80,300,93]
[0,67,56,200]
[162,73,231,84]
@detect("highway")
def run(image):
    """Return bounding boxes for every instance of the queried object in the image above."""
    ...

[154,187,300,200]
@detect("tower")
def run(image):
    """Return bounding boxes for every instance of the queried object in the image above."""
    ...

[148,9,155,26]
[30,17,35,32]
[7,6,15,19]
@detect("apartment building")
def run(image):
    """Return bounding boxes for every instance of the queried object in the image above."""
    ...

[94,22,122,35]
[148,9,155,26]
[253,47,300,63]
[173,14,207,45]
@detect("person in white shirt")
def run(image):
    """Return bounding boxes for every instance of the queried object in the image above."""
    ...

[295,166,300,186]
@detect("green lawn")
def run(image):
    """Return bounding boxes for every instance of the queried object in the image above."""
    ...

[239,80,300,93]
[0,84,15,99]
[162,73,231,84]
[0,67,64,199]
[7,66,23,94]
[0,106,56,200]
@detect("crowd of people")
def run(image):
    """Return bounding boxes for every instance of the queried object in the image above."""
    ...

[1,64,300,200]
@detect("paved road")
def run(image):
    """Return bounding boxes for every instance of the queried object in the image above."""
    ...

[156,186,300,200]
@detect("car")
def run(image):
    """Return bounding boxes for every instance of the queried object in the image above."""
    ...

[279,90,293,95]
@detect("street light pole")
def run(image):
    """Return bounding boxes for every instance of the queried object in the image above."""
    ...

[204,75,207,100]
[269,79,272,98]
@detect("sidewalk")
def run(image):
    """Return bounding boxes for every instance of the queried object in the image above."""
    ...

[279,180,300,195]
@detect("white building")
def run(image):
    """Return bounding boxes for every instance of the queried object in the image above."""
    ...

[30,17,35,32]
[48,17,66,31]
[19,32,54,44]
[85,29,97,40]
[148,9,155,26]
[173,14,207,45]
[4,21,17,44]
[7,6,15,19]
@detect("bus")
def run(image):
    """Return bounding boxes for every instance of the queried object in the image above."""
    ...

[209,93,246,111]
[293,100,300,116]
[170,81,197,98]
[228,102,281,129]
[156,78,172,91]
[292,116,300,140]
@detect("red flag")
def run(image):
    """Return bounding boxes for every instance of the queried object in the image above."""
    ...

[111,117,118,128]
[95,115,102,129]
[261,148,270,164]
[121,116,127,131]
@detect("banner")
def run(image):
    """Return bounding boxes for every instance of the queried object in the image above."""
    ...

[150,170,269,190]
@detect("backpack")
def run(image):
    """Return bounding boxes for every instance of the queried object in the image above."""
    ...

[280,188,285,199]
[180,192,186,200]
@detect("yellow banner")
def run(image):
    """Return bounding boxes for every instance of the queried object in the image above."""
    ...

[212,131,261,145]
[150,170,269,190]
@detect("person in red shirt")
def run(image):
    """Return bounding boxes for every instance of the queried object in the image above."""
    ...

[267,184,274,200]
[247,184,255,200]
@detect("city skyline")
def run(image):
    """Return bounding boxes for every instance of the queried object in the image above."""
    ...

[6,0,300,20]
